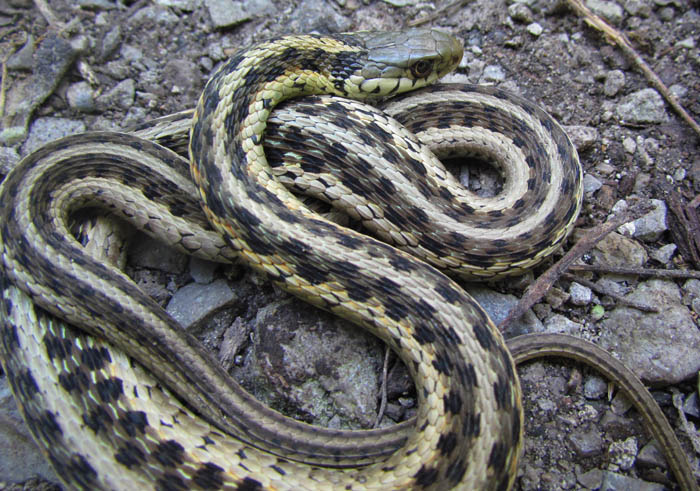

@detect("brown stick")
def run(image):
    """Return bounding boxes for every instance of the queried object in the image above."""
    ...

[561,273,658,312]
[407,0,471,27]
[568,264,700,280]
[499,206,648,329]
[564,0,700,140]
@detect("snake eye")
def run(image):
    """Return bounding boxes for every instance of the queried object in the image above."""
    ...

[410,60,433,79]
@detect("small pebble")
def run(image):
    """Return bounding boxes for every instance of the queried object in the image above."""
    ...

[526,22,542,36]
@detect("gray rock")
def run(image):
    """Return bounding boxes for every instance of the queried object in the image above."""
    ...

[586,0,624,24]
[287,0,351,34]
[205,0,274,28]
[637,440,667,468]
[0,146,20,175]
[675,37,695,49]
[98,78,136,110]
[21,117,86,156]
[0,377,59,484]
[620,199,667,242]
[658,6,674,21]
[609,436,638,470]
[154,0,196,8]
[481,64,506,83]
[616,88,669,124]
[623,0,651,16]
[6,34,34,70]
[591,231,648,268]
[544,313,582,334]
[166,279,237,328]
[569,427,604,456]
[583,375,608,399]
[603,69,625,96]
[189,256,218,284]
[622,136,636,153]
[599,279,700,384]
[508,3,533,22]
[162,59,199,93]
[381,0,417,6]
[600,470,665,490]
[0,35,78,145]
[682,278,700,298]
[100,24,122,60]
[569,282,593,305]
[564,125,598,152]
[650,243,676,264]
[66,81,97,113]
[129,235,188,274]
[234,298,383,428]
[526,22,543,36]
[464,285,543,337]
[577,468,604,489]
[129,4,180,24]
[683,391,699,418]
[583,174,603,194]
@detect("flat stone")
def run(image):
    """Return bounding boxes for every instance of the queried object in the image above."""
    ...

[650,243,676,264]
[233,299,383,428]
[616,88,668,124]
[0,146,20,175]
[569,427,604,456]
[583,174,603,194]
[544,313,583,335]
[20,117,86,156]
[591,231,648,268]
[1,35,78,145]
[0,377,59,484]
[166,279,237,328]
[66,81,97,113]
[586,0,624,24]
[97,78,136,110]
[465,285,543,337]
[564,125,598,152]
[583,375,607,399]
[569,282,593,305]
[599,279,700,384]
[619,199,668,242]
[603,69,625,96]
[600,470,665,490]
[129,234,188,274]
[481,64,506,83]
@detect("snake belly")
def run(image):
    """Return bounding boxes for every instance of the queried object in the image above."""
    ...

[0,29,589,490]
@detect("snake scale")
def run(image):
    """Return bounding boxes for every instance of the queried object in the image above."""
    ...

[0,28,697,490]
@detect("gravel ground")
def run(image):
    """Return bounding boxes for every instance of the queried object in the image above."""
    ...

[1,0,699,489]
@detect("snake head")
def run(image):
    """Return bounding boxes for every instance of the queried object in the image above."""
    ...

[339,28,463,97]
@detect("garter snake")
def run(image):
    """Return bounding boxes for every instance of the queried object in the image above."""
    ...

[0,29,696,490]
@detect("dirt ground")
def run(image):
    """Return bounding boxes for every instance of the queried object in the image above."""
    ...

[0,0,699,489]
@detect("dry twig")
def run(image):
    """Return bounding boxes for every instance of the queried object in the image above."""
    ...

[373,345,391,428]
[499,206,649,330]
[568,264,700,280]
[407,0,471,27]
[561,273,658,312]
[565,0,700,140]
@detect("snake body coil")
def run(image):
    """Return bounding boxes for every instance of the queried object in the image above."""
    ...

[1,29,694,490]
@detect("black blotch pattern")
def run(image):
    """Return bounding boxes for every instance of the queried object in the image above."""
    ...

[236,476,263,491]
[82,405,113,434]
[153,439,185,468]
[413,465,439,488]
[443,390,463,415]
[95,377,124,404]
[192,462,225,489]
[114,442,146,468]
[119,410,148,437]
[436,431,458,456]
[80,346,112,371]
